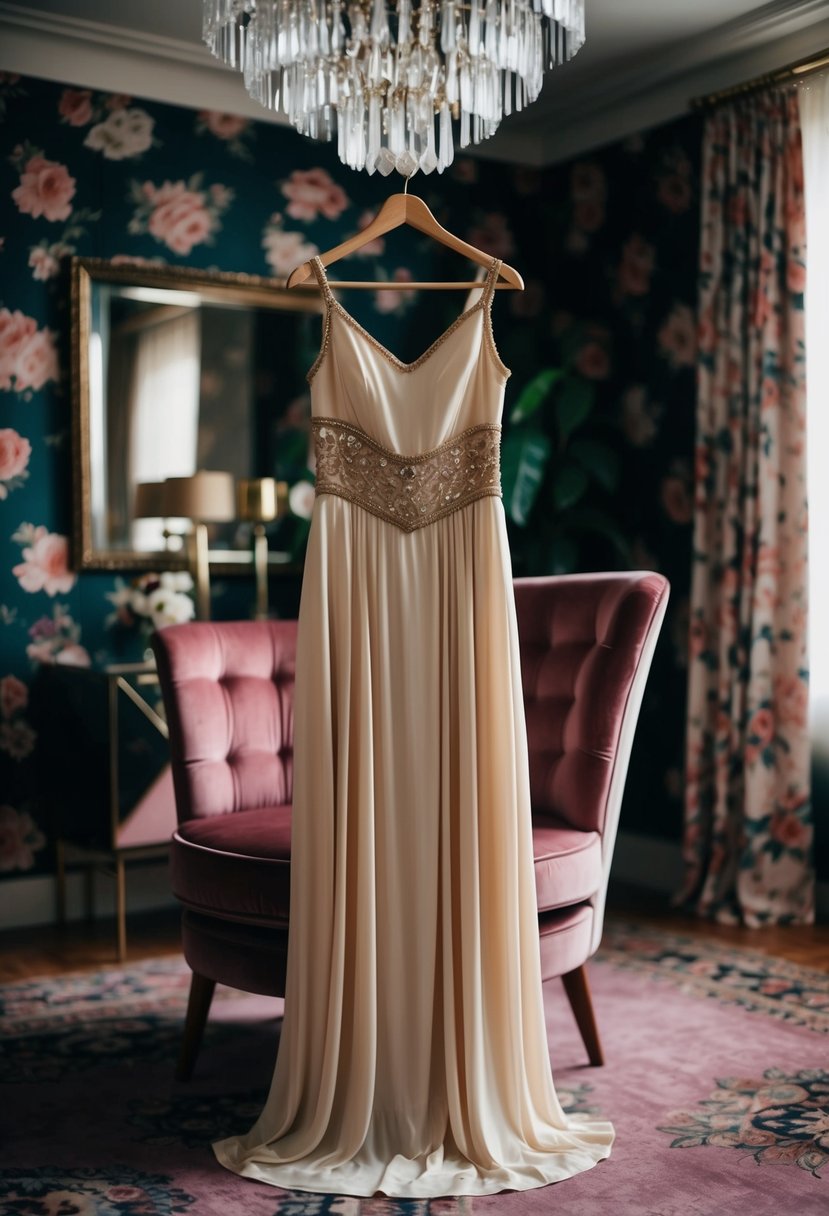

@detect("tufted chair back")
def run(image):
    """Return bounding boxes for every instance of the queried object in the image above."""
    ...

[514,572,669,952]
[152,619,298,823]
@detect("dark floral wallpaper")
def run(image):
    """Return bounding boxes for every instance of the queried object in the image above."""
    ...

[0,70,701,883]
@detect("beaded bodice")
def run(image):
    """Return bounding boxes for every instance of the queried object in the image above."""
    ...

[306,255,510,533]
[313,418,501,532]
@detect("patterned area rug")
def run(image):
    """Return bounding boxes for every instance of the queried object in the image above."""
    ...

[2,922,827,1216]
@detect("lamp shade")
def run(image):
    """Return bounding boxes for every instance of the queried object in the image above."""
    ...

[133,480,166,518]
[161,471,236,522]
[237,478,279,523]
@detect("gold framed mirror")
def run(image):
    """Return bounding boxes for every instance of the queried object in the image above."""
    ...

[70,257,323,571]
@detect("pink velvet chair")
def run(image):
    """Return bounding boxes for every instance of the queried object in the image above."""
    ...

[153,571,668,1079]
[514,572,669,1064]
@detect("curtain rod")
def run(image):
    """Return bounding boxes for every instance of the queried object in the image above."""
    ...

[690,46,829,111]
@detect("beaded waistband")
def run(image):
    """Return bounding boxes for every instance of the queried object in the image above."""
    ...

[312,417,502,532]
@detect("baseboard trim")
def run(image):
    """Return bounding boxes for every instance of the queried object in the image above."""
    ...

[0,860,177,931]
[611,830,829,921]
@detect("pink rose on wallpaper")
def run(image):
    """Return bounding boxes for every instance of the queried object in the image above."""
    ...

[58,88,93,126]
[350,210,385,257]
[25,640,56,664]
[0,674,28,719]
[13,527,76,596]
[261,215,319,277]
[375,268,416,315]
[282,168,349,221]
[0,804,45,870]
[26,603,90,667]
[467,213,515,260]
[658,303,697,368]
[199,110,249,140]
[0,309,58,393]
[150,190,212,253]
[0,428,31,497]
[28,245,61,281]
[621,385,660,447]
[209,183,234,210]
[131,177,231,255]
[660,464,693,524]
[0,720,36,761]
[12,155,76,222]
[617,234,655,297]
[11,326,59,392]
[0,310,36,387]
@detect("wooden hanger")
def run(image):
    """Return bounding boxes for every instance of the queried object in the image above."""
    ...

[286,181,524,292]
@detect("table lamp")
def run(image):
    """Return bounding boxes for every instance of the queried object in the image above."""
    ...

[134,480,179,551]
[134,480,165,519]
[237,477,288,619]
[161,471,236,620]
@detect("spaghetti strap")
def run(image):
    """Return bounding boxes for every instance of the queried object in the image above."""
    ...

[310,255,334,303]
[483,258,502,307]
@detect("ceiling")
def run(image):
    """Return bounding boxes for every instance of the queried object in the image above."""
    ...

[2,0,828,164]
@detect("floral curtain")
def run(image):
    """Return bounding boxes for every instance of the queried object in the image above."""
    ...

[680,87,813,926]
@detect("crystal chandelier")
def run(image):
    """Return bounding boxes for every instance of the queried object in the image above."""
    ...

[203,0,585,176]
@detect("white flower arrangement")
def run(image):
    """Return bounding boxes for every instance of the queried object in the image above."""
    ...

[106,571,195,634]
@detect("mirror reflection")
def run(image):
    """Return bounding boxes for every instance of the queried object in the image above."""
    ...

[73,259,323,570]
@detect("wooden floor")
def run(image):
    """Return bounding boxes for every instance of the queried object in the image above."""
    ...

[1,882,827,983]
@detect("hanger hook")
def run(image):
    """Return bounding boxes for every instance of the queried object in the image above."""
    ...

[403,171,414,196]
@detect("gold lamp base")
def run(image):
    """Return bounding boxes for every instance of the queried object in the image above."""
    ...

[186,522,212,621]
[238,478,287,621]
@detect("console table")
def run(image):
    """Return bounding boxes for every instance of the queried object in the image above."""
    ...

[31,661,176,960]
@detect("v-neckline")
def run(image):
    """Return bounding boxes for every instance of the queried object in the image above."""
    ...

[330,296,485,373]
[314,256,500,375]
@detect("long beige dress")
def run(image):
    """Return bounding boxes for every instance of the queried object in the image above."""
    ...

[212,256,615,1197]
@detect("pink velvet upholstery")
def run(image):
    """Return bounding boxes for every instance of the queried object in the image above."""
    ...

[515,572,670,972]
[516,572,668,834]
[153,620,297,823]
[171,805,292,925]
[533,819,601,911]
[154,572,669,1013]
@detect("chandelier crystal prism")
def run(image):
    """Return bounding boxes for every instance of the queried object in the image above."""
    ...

[203,0,585,176]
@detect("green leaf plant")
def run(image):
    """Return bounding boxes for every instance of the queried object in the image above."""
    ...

[501,363,629,575]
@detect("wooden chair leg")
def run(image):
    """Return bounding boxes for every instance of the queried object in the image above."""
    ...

[561,964,605,1066]
[177,972,216,1082]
